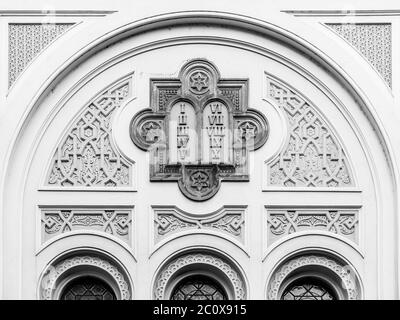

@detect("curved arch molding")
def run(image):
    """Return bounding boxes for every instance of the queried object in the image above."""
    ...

[153,252,246,300]
[267,254,360,300]
[40,254,131,300]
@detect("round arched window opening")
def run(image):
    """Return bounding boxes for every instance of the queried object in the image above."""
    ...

[171,275,228,300]
[281,276,337,300]
[60,276,116,300]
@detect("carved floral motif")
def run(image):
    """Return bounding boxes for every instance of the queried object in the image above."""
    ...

[47,79,132,187]
[266,76,353,187]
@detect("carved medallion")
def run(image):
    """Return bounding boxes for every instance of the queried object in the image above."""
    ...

[130,59,268,201]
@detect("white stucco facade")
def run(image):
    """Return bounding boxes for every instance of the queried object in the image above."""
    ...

[0,0,399,300]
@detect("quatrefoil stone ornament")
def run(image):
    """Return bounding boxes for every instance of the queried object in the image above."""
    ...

[130,59,268,201]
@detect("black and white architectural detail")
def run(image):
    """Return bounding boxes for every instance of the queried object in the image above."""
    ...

[153,252,246,300]
[41,206,133,244]
[267,254,360,300]
[130,59,268,201]
[153,205,245,243]
[266,207,359,244]
[46,77,134,188]
[40,253,132,300]
[265,75,354,188]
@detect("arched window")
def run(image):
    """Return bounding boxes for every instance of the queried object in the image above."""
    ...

[171,275,227,300]
[281,277,337,300]
[60,276,116,300]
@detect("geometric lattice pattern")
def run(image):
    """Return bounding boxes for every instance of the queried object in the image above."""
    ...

[8,23,73,87]
[327,23,392,87]
[61,276,116,300]
[266,75,353,187]
[46,79,132,187]
[282,279,335,300]
[171,276,227,300]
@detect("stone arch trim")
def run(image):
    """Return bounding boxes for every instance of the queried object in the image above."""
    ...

[154,252,246,300]
[267,254,359,300]
[40,255,131,300]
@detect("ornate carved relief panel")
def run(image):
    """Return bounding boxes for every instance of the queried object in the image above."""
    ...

[46,77,134,188]
[8,23,73,87]
[265,75,354,188]
[130,59,268,201]
[327,23,392,87]
[266,207,359,244]
[153,205,245,244]
[41,207,133,244]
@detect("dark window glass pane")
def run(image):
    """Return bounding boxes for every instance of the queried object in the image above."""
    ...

[60,276,116,300]
[171,275,227,300]
[281,277,336,300]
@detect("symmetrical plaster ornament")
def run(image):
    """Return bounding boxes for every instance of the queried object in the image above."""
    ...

[327,23,392,87]
[130,59,268,201]
[268,255,359,300]
[154,206,245,243]
[154,253,246,300]
[40,255,131,300]
[266,76,353,187]
[267,208,358,244]
[46,78,133,188]
[8,23,73,87]
[41,207,132,243]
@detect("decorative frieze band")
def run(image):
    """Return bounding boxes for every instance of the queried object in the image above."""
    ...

[266,207,358,244]
[153,206,245,243]
[8,23,73,87]
[41,207,133,244]
[266,75,354,188]
[46,77,133,188]
[327,23,392,87]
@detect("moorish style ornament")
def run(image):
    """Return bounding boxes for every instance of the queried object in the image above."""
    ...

[154,252,246,300]
[266,208,358,244]
[153,205,245,243]
[130,59,268,201]
[41,207,133,244]
[40,255,131,300]
[46,77,133,188]
[266,75,354,187]
[267,255,359,300]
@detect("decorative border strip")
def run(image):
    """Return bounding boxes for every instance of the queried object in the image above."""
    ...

[41,207,133,244]
[266,208,358,244]
[153,205,245,243]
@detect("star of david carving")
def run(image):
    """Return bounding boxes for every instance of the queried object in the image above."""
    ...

[190,72,209,93]
[130,59,269,201]
[191,171,209,191]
